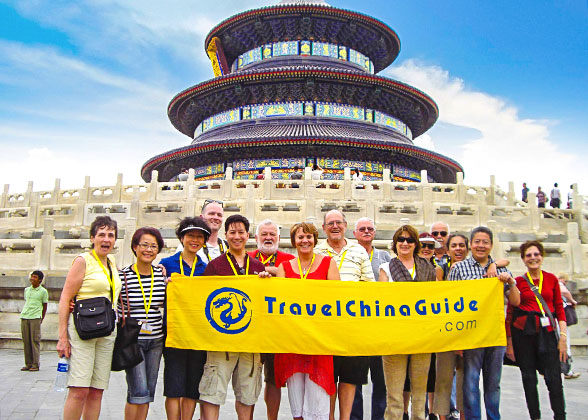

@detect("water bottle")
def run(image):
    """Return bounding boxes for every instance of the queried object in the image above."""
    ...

[54,357,69,392]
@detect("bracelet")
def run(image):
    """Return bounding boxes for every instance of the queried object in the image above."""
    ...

[560,332,568,337]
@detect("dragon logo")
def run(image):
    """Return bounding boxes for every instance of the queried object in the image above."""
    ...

[205,287,252,334]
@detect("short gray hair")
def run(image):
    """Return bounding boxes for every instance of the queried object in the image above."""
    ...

[323,209,346,225]
[430,221,450,234]
[354,217,374,231]
[255,219,279,237]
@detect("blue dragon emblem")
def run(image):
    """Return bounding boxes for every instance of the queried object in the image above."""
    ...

[205,287,252,334]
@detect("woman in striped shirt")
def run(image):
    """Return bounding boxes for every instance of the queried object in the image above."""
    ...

[118,227,167,420]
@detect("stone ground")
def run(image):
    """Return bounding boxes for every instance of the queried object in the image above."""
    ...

[0,350,587,419]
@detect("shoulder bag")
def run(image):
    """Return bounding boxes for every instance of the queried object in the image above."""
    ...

[111,272,144,371]
[73,260,116,340]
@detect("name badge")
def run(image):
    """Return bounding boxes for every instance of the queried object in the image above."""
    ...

[540,316,550,327]
[140,322,154,335]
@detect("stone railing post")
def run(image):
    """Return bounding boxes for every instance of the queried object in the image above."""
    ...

[81,176,91,202]
[456,172,466,203]
[121,219,137,268]
[567,223,584,274]
[527,192,540,231]
[223,167,233,200]
[38,218,54,270]
[476,189,489,226]
[52,178,61,205]
[245,185,255,222]
[382,168,391,199]
[487,175,496,205]
[421,173,433,228]
[114,173,123,202]
[187,168,195,192]
[1,184,9,208]
[343,167,352,199]
[304,167,316,221]
[264,167,272,199]
[149,170,158,201]
[24,181,34,207]
[507,181,515,206]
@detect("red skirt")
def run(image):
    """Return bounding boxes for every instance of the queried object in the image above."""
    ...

[274,353,336,395]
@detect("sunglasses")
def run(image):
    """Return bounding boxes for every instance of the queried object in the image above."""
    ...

[432,231,448,237]
[358,227,374,233]
[397,237,416,244]
[202,199,223,210]
[420,243,435,250]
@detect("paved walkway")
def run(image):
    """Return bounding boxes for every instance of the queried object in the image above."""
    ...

[1,349,587,419]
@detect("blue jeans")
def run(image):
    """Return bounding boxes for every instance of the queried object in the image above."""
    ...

[125,337,164,404]
[351,356,387,420]
[463,346,505,420]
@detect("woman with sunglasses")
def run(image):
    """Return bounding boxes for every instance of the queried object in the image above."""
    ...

[159,217,210,420]
[505,241,567,420]
[379,225,436,420]
[274,222,340,420]
[117,227,167,420]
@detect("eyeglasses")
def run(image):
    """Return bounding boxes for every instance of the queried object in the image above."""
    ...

[432,231,448,237]
[397,237,416,244]
[525,252,542,258]
[358,227,374,233]
[326,220,345,227]
[202,199,223,210]
[137,243,159,250]
[420,243,435,249]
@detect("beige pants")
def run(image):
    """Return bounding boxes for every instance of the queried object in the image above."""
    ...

[383,354,431,420]
[21,318,41,368]
[433,351,464,416]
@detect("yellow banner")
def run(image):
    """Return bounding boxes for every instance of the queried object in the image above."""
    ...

[166,275,506,355]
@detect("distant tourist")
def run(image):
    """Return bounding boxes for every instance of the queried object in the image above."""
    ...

[558,272,581,379]
[567,184,574,209]
[550,183,561,208]
[57,216,122,420]
[311,163,324,180]
[290,165,303,180]
[255,168,265,180]
[521,182,529,203]
[177,168,189,182]
[352,168,364,181]
[536,187,546,208]
[20,270,48,372]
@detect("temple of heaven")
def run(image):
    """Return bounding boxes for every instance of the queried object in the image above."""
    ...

[141,0,463,182]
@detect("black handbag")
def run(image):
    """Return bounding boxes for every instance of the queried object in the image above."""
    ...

[564,305,578,326]
[111,272,143,371]
[73,296,116,340]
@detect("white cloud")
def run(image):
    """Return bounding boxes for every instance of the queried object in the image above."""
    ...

[386,60,585,195]
[413,133,435,151]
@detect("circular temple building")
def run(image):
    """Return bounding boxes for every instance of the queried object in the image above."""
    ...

[141,0,463,182]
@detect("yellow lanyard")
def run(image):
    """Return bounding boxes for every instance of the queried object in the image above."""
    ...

[133,264,154,316]
[257,251,275,266]
[369,249,373,262]
[179,253,197,277]
[92,249,115,304]
[409,263,416,279]
[527,271,545,316]
[327,249,348,271]
[297,254,316,280]
[227,253,249,276]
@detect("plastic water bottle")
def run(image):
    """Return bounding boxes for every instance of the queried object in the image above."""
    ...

[54,357,69,392]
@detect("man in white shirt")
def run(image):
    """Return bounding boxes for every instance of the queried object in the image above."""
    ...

[315,209,374,420]
[198,199,228,262]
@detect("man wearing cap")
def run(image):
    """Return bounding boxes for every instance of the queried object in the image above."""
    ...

[247,219,295,420]
[315,209,374,420]
[351,217,390,420]
[430,221,450,266]
[199,214,268,420]
[198,199,228,263]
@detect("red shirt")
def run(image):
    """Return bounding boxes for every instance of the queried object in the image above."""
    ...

[247,250,295,268]
[506,270,565,336]
[204,252,266,276]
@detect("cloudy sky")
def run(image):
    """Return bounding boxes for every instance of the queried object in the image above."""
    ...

[1,0,587,199]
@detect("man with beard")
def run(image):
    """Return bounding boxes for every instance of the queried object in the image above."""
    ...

[247,219,295,420]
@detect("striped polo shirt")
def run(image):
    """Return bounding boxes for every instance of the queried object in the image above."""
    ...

[315,239,375,282]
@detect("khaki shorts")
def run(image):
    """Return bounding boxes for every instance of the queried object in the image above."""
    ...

[199,351,262,406]
[67,316,116,389]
